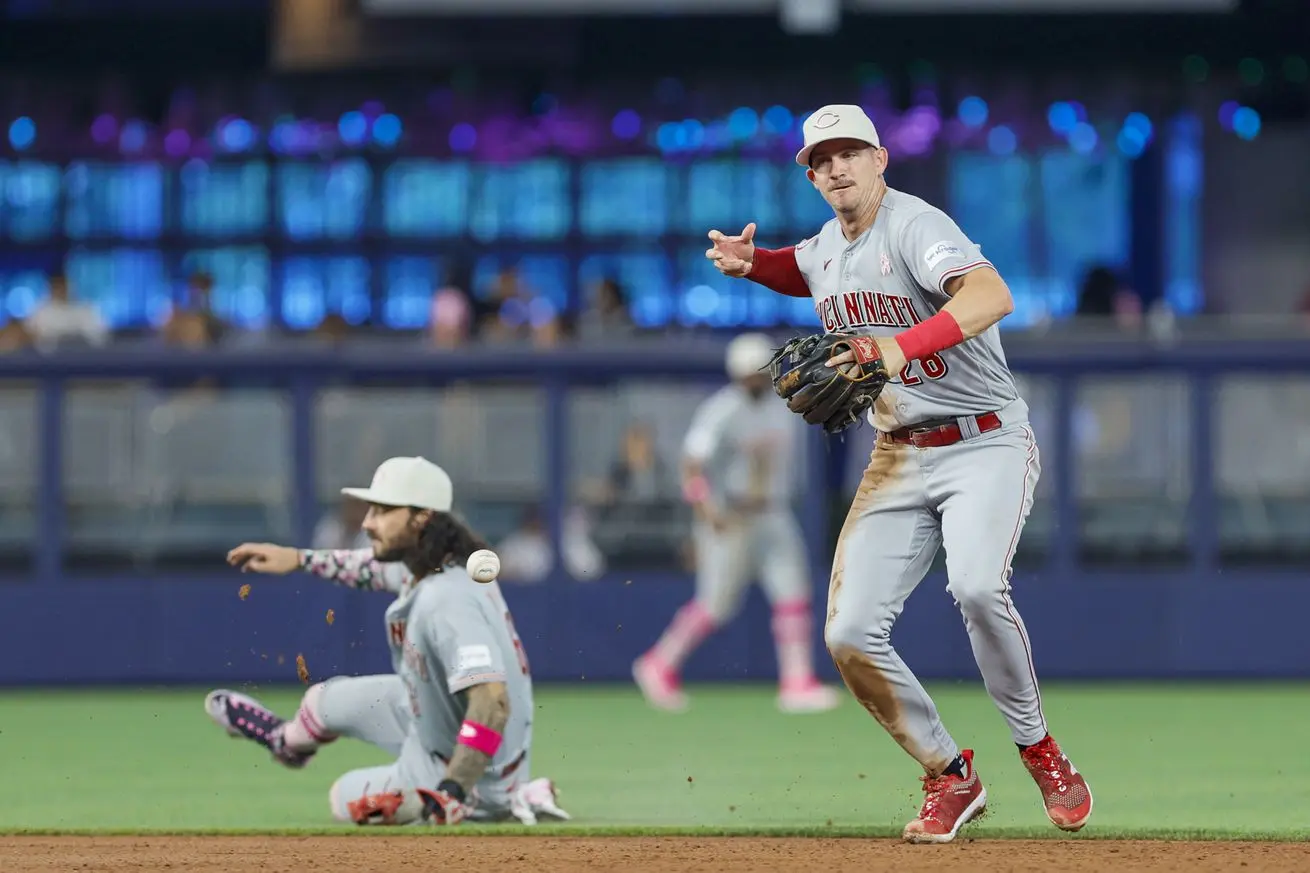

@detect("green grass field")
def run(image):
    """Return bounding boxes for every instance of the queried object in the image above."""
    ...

[1,682,1307,839]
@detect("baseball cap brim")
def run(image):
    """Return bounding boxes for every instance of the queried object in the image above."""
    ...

[795,134,880,168]
[340,486,395,505]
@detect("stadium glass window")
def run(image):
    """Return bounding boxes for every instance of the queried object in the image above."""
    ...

[468,160,570,241]
[180,248,272,329]
[0,265,51,325]
[472,255,570,311]
[577,252,675,328]
[1039,152,1131,320]
[579,158,673,237]
[64,162,165,240]
[784,165,836,236]
[278,256,372,330]
[276,160,371,241]
[947,154,1038,328]
[381,256,446,329]
[178,160,270,236]
[676,245,817,329]
[65,248,168,329]
[0,161,60,241]
[684,160,784,235]
[381,160,469,238]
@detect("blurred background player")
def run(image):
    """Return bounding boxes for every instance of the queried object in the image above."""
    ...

[205,456,569,826]
[633,333,839,714]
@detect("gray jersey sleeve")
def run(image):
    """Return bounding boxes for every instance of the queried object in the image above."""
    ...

[683,389,736,463]
[425,593,508,694]
[899,209,993,296]
[791,231,822,277]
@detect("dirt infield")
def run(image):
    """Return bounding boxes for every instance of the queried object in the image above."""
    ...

[2,835,1308,872]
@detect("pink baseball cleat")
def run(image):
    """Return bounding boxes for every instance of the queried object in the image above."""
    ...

[777,679,841,713]
[632,654,689,712]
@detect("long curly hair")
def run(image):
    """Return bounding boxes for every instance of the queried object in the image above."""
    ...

[404,510,489,579]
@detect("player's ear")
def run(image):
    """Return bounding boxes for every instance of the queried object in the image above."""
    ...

[806,167,818,186]
[408,508,433,530]
[874,146,889,174]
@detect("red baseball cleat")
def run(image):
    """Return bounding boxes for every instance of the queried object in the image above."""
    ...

[902,749,987,844]
[1020,735,1093,831]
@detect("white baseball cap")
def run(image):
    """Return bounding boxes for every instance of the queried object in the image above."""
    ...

[726,332,776,379]
[795,104,882,168]
[341,456,453,512]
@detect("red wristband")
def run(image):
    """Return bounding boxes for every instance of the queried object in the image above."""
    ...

[682,475,710,505]
[895,311,965,362]
[457,720,503,757]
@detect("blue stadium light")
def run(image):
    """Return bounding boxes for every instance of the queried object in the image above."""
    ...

[8,116,36,151]
[682,119,706,149]
[1231,106,1262,140]
[270,119,296,154]
[90,114,117,145]
[611,109,641,140]
[727,107,759,140]
[957,96,989,128]
[372,113,403,147]
[448,123,477,152]
[220,119,255,153]
[1116,127,1148,159]
[1069,122,1098,155]
[986,125,1017,156]
[1046,102,1078,135]
[684,285,719,322]
[6,282,38,318]
[119,120,148,154]
[164,129,191,157]
[762,105,793,135]
[1217,101,1239,130]
[655,122,680,152]
[338,111,368,146]
[1123,112,1153,142]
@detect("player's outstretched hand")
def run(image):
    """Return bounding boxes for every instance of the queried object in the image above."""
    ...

[418,786,472,826]
[226,542,300,575]
[706,222,757,278]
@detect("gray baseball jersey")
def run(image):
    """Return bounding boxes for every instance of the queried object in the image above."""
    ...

[682,384,799,508]
[792,186,1028,430]
[385,570,532,774]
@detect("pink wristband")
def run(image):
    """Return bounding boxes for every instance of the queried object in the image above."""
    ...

[683,475,710,505]
[895,311,965,362]
[457,720,503,757]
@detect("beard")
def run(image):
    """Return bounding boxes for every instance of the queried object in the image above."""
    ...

[370,538,414,564]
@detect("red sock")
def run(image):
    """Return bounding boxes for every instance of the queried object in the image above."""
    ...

[772,599,817,690]
[648,601,716,672]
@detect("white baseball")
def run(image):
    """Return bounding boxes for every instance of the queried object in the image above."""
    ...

[466,549,501,584]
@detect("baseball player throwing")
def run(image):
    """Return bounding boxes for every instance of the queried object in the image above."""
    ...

[705,105,1092,842]
[204,456,570,826]
[633,333,839,714]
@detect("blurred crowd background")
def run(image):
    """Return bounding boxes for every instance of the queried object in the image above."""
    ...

[1,0,1308,589]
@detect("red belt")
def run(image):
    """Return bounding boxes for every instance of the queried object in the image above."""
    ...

[880,411,1002,448]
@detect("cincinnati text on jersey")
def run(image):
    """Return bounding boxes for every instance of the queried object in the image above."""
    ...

[816,290,927,333]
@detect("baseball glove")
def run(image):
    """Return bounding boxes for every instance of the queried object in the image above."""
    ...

[768,333,890,434]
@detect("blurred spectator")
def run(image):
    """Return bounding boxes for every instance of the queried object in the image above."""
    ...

[495,505,606,583]
[598,421,672,504]
[0,320,33,354]
[161,272,226,349]
[430,285,474,350]
[312,497,370,550]
[311,314,352,347]
[1076,265,1143,330]
[477,267,562,348]
[23,273,109,352]
[574,277,636,343]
